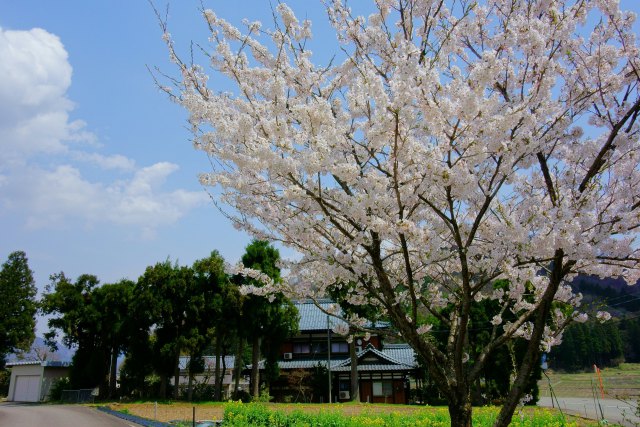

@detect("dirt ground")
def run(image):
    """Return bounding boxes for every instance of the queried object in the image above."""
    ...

[107,402,224,422]
[538,363,640,399]
[105,401,434,423]
[98,367,640,424]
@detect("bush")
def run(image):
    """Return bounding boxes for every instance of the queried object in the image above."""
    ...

[231,389,251,403]
[192,384,216,401]
[49,377,71,401]
[0,369,10,397]
[251,386,272,403]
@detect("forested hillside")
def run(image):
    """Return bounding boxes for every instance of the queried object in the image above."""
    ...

[548,276,640,372]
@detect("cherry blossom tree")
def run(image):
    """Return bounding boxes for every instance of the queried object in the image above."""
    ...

[160,0,640,425]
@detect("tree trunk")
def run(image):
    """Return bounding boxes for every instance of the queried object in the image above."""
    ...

[251,336,260,399]
[159,374,167,399]
[349,339,359,402]
[187,368,193,402]
[214,338,222,401]
[472,377,483,405]
[219,352,227,399]
[493,336,541,427]
[187,354,195,402]
[234,339,244,395]
[109,347,118,399]
[448,399,473,427]
[173,351,180,400]
[493,253,568,427]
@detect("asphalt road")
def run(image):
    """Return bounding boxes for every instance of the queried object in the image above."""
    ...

[538,396,640,427]
[0,403,137,427]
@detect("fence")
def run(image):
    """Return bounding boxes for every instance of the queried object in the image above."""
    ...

[60,389,95,403]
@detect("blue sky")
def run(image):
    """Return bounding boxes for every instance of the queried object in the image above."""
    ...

[1,1,639,334]
[0,2,285,311]
[0,1,354,336]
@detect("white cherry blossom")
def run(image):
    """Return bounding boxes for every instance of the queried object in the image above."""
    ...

[161,1,640,425]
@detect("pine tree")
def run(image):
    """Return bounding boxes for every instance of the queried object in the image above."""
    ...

[0,251,37,367]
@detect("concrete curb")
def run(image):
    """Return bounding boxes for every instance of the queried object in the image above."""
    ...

[97,406,172,427]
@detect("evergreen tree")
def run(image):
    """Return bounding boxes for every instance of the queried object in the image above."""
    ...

[136,261,195,399]
[92,279,136,397]
[550,320,624,371]
[192,250,237,401]
[0,251,37,368]
[621,317,640,363]
[42,273,106,389]
[239,240,298,398]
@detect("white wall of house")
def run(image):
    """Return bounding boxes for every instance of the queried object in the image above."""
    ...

[176,369,248,398]
[7,363,70,402]
[8,364,44,402]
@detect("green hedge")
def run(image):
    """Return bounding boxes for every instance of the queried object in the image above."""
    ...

[222,402,577,427]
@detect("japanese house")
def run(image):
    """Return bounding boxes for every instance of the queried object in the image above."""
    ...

[263,299,418,404]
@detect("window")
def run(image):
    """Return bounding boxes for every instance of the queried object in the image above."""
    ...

[372,381,393,397]
[293,343,310,354]
[331,342,349,353]
[312,342,327,353]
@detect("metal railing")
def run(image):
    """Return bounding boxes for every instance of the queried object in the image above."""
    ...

[60,389,95,403]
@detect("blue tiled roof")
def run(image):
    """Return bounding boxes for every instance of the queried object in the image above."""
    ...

[295,300,347,331]
[278,358,349,370]
[178,355,236,371]
[6,360,71,367]
[380,344,417,367]
[333,363,413,372]
[294,300,389,331]
[272,344,417,373]
[331,344,415,372]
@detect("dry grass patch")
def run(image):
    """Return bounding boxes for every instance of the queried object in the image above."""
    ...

[107,401,225,422]
[538,363,640,399]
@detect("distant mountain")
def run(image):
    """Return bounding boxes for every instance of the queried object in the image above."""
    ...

[572,274,640,292]
[571,274,640,314]
[5,337,74,363]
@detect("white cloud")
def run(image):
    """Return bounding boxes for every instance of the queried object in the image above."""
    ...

[70,152,136,171]
[0,27,207,234]
[0,27,84,162]
[5,163,207,232]
[0,28,71,115]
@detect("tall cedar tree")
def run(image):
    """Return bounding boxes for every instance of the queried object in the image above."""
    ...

[136,261,195,399]
[240,240,298,398]
[192,250,238,401]
[91,279,136,398]
[42,273,105,389]
[0,251,37,367]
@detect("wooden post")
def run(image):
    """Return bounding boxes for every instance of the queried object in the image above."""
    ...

[327,315,332,403]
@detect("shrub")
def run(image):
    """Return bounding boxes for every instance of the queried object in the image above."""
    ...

[49,377,71,401]
[192,384,216,401]
[251,386,272,403]
[0,369,10,397]
[231,389,251,403]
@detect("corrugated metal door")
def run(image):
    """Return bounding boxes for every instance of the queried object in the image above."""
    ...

[13,375,40,402]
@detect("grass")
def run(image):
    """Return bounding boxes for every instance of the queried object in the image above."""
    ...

[538,363,640,399]
[104,401,598,426]
[99,367,640,426]
[221,402,596,426]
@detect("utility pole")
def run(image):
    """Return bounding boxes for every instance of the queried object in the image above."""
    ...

[327,315,332,403]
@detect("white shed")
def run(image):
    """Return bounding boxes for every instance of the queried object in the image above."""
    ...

[6,360,70,402]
